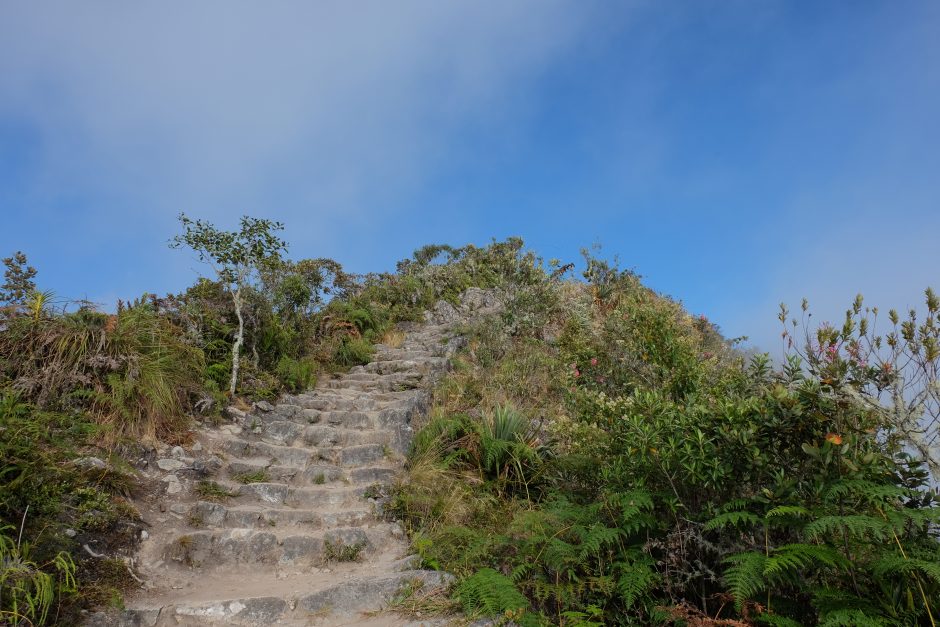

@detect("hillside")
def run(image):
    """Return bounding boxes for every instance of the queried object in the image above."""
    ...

[1,227,938,626]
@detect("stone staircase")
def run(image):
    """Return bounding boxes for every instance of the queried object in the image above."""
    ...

[95,321,458,626]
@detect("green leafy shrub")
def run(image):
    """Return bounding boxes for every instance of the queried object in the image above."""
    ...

[274,356,316,392]
[333,336,375,367]
[0,526,76,627]
[398,259,940,625]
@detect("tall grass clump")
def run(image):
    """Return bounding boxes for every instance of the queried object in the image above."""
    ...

[0,297,203,441]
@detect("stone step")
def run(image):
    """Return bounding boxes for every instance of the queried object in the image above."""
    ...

[211,431,396,467]
[369,346,441,363]
[185,501,375,530]
[362,357,449,374]
[161,525,394,569]
[256,419,394,448]
[225,458,396,486]
[323,376,424,393]
[106,570,452,626]
[211,481,372,508]
[215,437,323,468]
[298,570,452,618]
[319,409,382,430]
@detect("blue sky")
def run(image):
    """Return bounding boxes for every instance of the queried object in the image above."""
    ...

[1,1,937,351]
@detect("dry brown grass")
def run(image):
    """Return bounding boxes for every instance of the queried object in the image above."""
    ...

[380,327,406,348]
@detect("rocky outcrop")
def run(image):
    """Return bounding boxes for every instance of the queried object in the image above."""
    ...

[422,287,501,326]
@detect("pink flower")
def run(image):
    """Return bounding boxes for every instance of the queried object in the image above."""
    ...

[574,369,581,378]
[590,358,598,366]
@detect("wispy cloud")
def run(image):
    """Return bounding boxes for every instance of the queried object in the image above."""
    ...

[0,1,603,237]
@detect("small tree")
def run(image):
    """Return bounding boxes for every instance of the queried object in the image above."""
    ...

[171,214,287,395]
[1,251,37,305]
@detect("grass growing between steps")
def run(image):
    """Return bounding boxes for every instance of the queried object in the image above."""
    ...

[385,576,462,621]
[194,481,237,501]
[233,469,270,484]
[323,539,367,562]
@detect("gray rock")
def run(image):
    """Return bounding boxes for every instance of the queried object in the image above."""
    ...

[424,299,460,325]
[224,405,247,422]
[170,445,185,459]
[192,455,223,476]
[254,400,275,412]
[156,458,186,471]
[74,456,108,470]
[162,474,182,495]
[261,420,302,445]
[171,597,287,625]
[190,501,228,527]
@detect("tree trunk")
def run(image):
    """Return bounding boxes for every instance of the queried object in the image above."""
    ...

[230,288,244,396]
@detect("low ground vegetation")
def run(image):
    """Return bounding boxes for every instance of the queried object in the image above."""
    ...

[393,255,940,625]
[1,225,937,625]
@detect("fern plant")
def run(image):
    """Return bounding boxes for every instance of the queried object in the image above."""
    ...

[458,568,533,624]
[0,524,76,626]
[708,475,940,625]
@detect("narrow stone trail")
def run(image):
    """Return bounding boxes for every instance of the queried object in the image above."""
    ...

[104,322,458,626]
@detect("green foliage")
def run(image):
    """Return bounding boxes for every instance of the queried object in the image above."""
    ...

[398,262,940,625]
[0,525,76,626]
[333,336,375,368]
[171,213,288,394]
[0,251,37,306]
[0,392,138,622]
[194,481,236,502]
[0,297,204,441]
[274,356,316,392]
[780,289,940,479]
[234,470,270,484]
[457,568,530,619]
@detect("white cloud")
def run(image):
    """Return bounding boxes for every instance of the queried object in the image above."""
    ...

[0,1,602,228]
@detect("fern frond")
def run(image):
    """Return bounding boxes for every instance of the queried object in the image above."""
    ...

[457,568,529,616]
[577,524,623,560]
[763,543,848,579]
[704,510,760,532]
[824,479,909,506]
[616,558,657,608]
[804,515,891,542]
[756,614,804,627]
[766,505,811,519]
[817,609,889,627]
[723,551,767,607]
[872,554,940,585]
